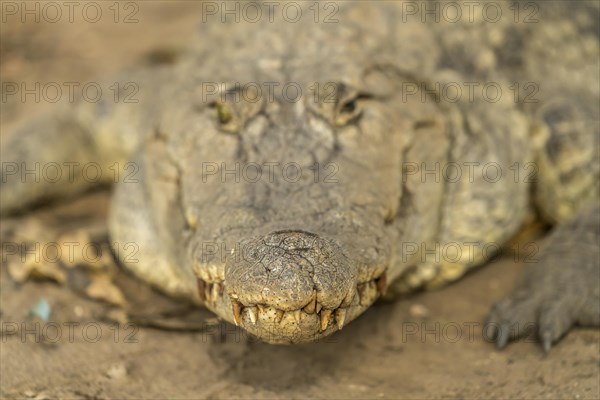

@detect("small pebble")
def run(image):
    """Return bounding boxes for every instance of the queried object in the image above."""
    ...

[409,303,430,318]
[30,299,51,322]
[106,363,128,379]
[73,305,84,318]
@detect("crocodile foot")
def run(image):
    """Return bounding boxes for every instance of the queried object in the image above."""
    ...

[486,205,599,351]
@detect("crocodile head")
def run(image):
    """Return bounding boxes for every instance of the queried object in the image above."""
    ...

[185,81,405,343]
[160,5,445,343]
[163,70,445,343]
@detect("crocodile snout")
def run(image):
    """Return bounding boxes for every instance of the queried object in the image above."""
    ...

[222,230,363,342]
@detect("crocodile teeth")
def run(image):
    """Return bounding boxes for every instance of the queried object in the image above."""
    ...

[275,309,285,324]
[292,309,301,324]
[335,308,347,330]
[320,309,332,332]
[231,297,243,326]
[315,302,323,314]
[247,306,258,325]
[197,279,207,302]
[211,283,220,301]
[303,290,317,314]
[376,272,387,296]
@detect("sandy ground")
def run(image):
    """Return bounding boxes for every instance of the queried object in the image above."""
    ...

[1,2,599,399]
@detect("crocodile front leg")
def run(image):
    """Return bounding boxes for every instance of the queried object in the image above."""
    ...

[486,204,599,351]
[0,67,169,216]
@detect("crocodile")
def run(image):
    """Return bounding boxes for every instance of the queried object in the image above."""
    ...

[1,1,598,347]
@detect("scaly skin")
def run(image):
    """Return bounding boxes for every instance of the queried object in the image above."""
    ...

[1,1,598,346]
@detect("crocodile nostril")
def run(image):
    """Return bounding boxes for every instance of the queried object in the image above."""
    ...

[224,230,358,312]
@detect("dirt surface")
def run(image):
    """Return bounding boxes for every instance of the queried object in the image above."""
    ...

[1,2,599,399]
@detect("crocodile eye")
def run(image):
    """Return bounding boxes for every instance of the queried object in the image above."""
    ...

[208,100,239,133]
[335,94,371,126]
[340,99,357,114]
[215,102,233,124]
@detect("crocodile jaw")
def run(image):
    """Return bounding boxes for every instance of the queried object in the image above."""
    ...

[194,230,388,343]
[197,273,387,344]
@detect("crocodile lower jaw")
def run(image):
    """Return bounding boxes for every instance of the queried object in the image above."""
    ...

[196,272,387,343]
